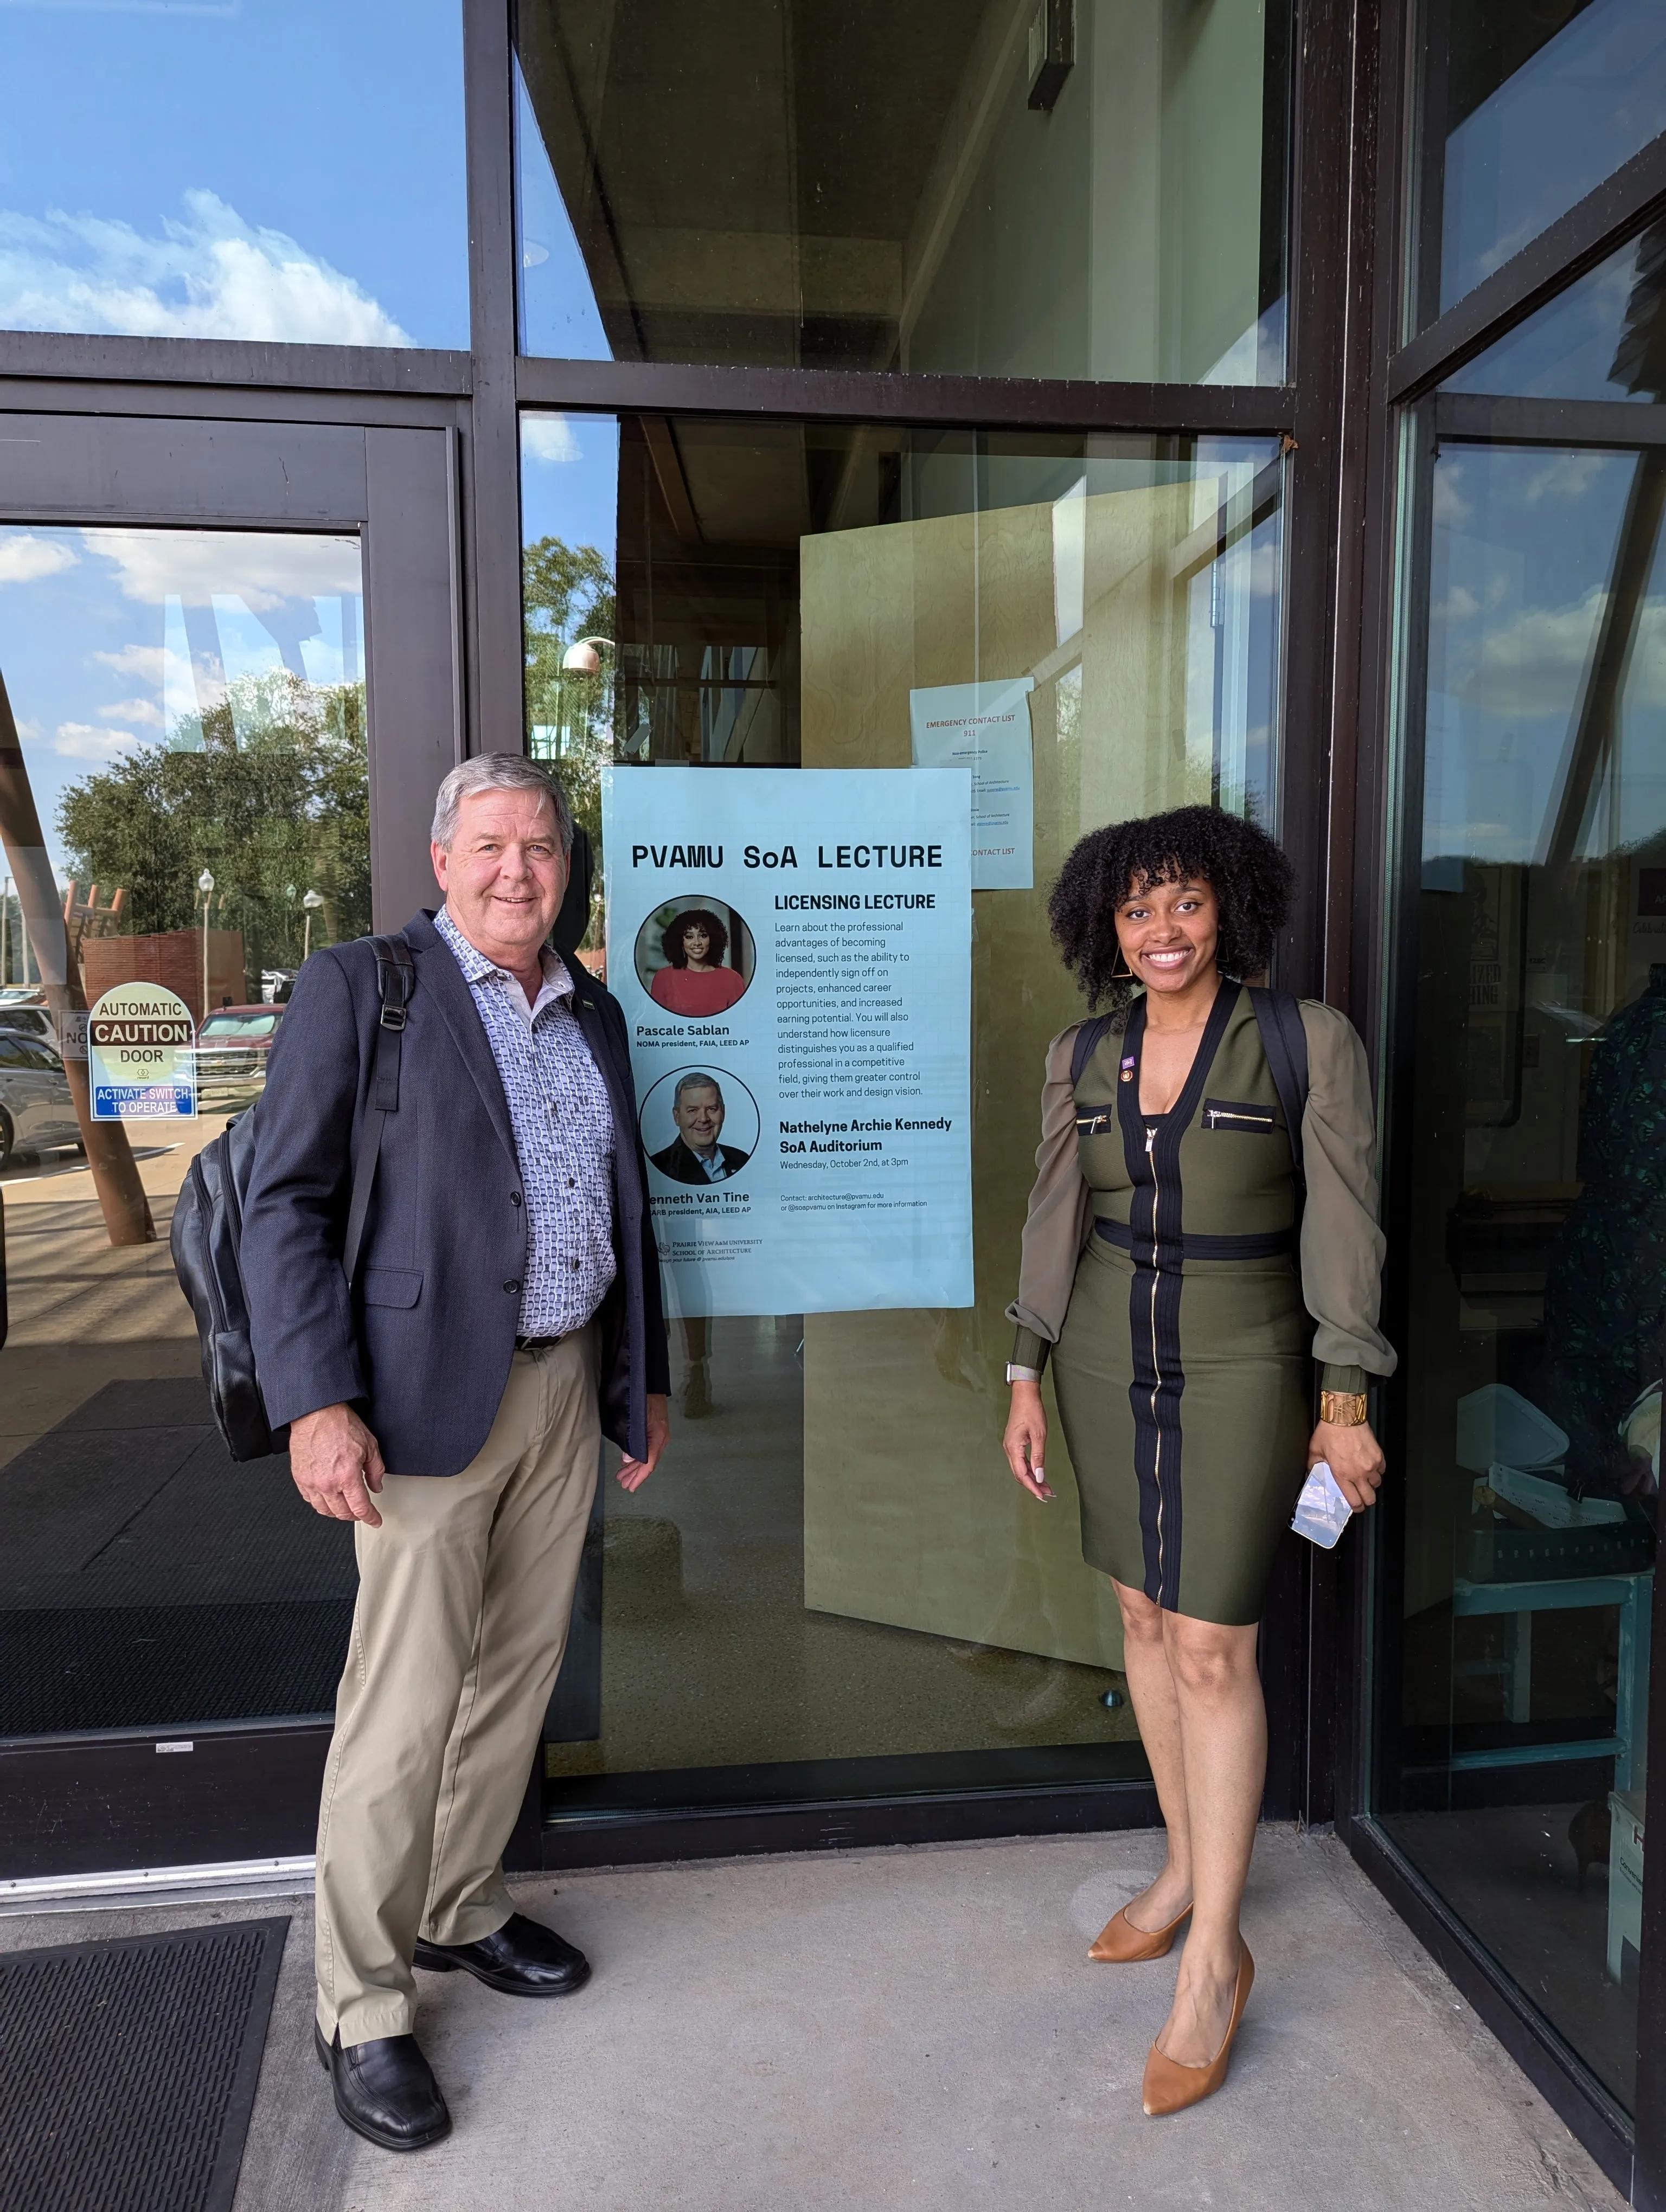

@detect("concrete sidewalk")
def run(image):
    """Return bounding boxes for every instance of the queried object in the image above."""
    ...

[8,1827,1627,2212]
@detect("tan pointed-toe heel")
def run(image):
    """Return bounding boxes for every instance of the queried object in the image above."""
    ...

[1088,1900,1192,1962]
[1141,1944,1254,2116]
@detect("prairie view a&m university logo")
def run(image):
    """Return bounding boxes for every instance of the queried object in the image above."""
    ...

[88,982,197,1120]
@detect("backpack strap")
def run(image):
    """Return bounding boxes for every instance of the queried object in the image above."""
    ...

[1069,1012,1118,1091]
[343,933,415,1288]
[1248,986,1310,1191]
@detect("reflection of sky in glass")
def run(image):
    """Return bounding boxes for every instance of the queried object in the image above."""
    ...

[1445,235,1658,402]
[520,413,620,567]
[0,0,466,346]
[1422,443,1666,863]
[515,61,610,360]
[1438,0,1666,315]
[0,527,363,878]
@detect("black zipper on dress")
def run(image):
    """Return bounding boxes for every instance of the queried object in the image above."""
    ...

[1146,1122,1164,1591]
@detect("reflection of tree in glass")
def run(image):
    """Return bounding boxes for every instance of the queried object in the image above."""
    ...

[55,670,369,986]
[523,533,614,944]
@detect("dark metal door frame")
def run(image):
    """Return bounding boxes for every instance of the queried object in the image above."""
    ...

[1328,0,1666,2194]
[0,407,462,1881]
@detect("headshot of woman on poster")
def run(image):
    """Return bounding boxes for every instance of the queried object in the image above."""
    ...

[638,899,755,1018]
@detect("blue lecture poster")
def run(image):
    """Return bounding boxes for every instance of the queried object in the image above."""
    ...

[602,766,975,1319]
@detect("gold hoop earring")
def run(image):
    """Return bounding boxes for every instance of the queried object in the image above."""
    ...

[1109,942,1133,983]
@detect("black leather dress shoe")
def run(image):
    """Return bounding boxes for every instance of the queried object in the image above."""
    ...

[313,2022,451,2152]
[412,1911,592,1997]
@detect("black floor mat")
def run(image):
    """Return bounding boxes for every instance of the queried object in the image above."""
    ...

[0,1600,354,1732]
[0,1916,287,2212]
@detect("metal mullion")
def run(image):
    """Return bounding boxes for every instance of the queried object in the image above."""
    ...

[1342,0,1415,1843]
[0,381,465,432]
[514,356,1296,438]
[1387,127,1666,404]
[1436,394,1666,449]
[0,331,471,397]
[463,0,525,757]
[1635,1491,1666,2205]
[1275,0,1383,1828]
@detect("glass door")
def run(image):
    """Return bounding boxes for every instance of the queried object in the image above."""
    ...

[0,415,458,1880]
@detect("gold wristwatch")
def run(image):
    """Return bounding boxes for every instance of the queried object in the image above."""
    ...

[1319,1389,1369,1427]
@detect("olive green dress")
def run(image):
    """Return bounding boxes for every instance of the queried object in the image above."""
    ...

[1007,982,1394,1628]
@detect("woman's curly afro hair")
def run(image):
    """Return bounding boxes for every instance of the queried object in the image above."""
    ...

[1048,804,1294,1011]
[662,905,730,968]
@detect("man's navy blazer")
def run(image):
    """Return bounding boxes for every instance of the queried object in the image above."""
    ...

[240,909,670,1475]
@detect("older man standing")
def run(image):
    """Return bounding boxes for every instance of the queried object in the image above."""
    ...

[242,755,669,2153]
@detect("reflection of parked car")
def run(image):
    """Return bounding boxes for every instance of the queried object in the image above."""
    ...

[0,1004,56,1048]
[0,1030,80,1165]
[195,1004,285,1088]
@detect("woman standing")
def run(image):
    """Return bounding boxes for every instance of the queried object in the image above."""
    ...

[1003,805,1393,2117]
[650,907,747,1017]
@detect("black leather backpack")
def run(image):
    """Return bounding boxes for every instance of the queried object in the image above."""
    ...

[170,933,414,1461]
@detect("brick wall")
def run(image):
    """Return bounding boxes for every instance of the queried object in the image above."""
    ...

[82,930,247,1022]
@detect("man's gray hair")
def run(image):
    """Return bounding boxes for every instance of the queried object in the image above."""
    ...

[675,1071,723,1106]
[431,754,575,853]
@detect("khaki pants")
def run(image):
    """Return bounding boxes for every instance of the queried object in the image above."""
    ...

[315,1332,600,2045]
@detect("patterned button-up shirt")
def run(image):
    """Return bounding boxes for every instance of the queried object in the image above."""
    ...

[434,906,616,1336]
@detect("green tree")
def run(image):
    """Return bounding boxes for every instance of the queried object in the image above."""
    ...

[57,672,370,988]
[523,535,615,931]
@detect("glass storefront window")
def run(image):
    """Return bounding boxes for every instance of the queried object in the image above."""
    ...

[522,409,1284,1809]
[514,2,1290,383]
[1412,0,1666,330]
[0,526,366,1736]
[0,2,467,347]
[1373,389,1663,2107]
[1445,224,1666,404]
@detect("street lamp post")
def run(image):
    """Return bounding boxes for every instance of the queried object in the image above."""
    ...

[197,869,214,1020]
[303,888,325,962]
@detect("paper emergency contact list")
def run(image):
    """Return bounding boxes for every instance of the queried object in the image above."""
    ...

[603,765,973,1318]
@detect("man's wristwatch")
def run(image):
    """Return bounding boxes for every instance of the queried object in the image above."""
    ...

[1006,1364,1041,1385]
[1319,1389,1369,1427]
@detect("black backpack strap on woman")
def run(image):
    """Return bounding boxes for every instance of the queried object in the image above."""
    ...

[1247,985,1310,1192]
[1069,1011,1119,1090]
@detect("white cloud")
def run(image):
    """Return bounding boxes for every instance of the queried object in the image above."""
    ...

[80,529,361,611]
[1437,583,1481,622]
[1524,451,1612,505]
[1464,588,1607,715]
[522,415,582,465]
[0,190,412,347]
[1433,467,1473,526]
[0,532,76,584]
[99,696,164,726]
[53,721,140,761]
[92,642,190,685]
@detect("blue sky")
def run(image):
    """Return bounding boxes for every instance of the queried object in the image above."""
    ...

[0,0,468,346]
[515,61,610,361]
[521,412,619,568]
[1440,0,1666,313]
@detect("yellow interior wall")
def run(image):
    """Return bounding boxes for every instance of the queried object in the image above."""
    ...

[797,481,1201,1666]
